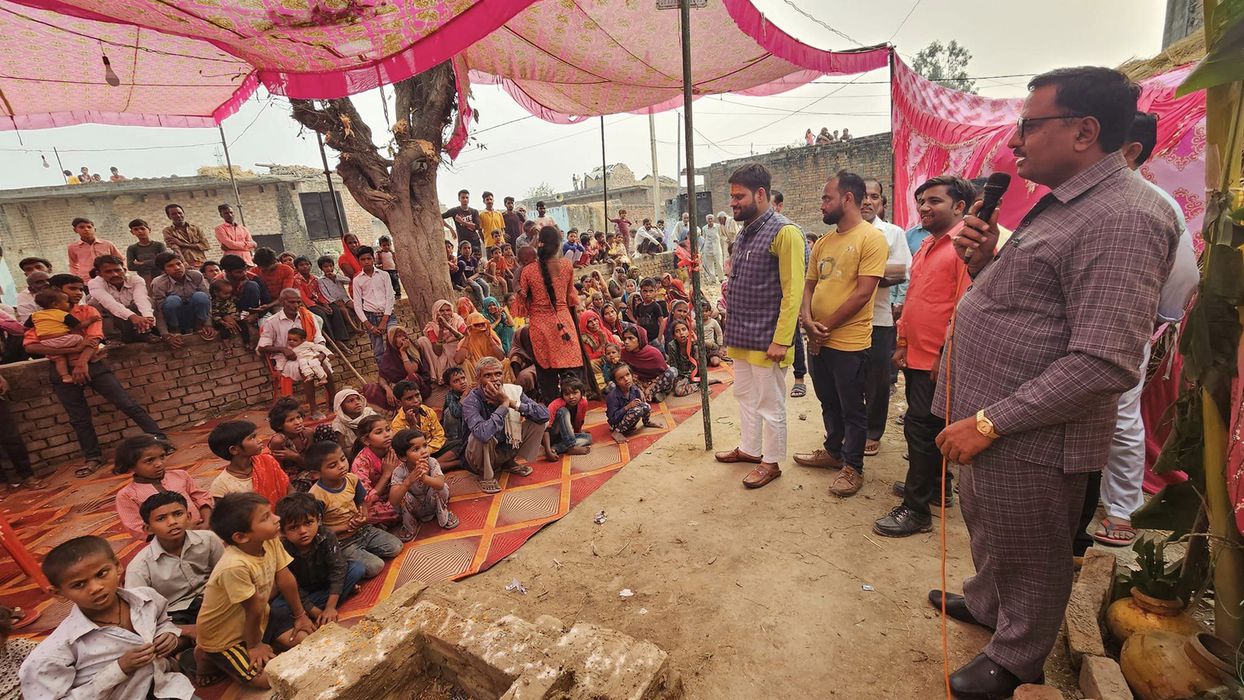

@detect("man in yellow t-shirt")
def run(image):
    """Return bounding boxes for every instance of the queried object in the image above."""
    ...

[479,192,506,251]
[796,171,887,498]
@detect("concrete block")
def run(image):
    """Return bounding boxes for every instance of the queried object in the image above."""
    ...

[362,580,428,623]
[1012,685,1066,700]
[1078,549,1118,615]
[1065,582,1108,667]
[1080,655,1133,700]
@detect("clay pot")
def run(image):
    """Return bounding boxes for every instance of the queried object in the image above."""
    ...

[1120,630,1234,700]
[1105,587,1201,643]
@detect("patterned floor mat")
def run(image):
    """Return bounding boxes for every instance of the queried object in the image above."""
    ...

[1,365,732,697]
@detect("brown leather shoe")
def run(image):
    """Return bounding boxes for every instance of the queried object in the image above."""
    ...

[715,447,762,464]
[793,449,843,469]
[829,466,863,496]
[743,463,781,489]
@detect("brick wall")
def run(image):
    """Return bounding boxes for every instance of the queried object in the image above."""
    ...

[3,303,419,473]
[700,133,893,235]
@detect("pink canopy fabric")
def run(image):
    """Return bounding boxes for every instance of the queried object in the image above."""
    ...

[889,57,1208,239]
[2,0,887,132]
[465,0,889,123]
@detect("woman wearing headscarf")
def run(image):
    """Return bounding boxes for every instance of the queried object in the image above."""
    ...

[578,310,619,390]
[417,299,466,384]
[519,226,585,402]
[455,296,476,319]
[454,312,506,384]
[329,387,378,457]
[507,326,538,395]
[619,325,677,404]
[378,325,431,401]
[480,296,514,354]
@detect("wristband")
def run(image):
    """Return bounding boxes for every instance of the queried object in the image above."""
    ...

[896,337,908,348]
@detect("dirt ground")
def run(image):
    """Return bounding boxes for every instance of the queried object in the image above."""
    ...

[454,380,1081,698]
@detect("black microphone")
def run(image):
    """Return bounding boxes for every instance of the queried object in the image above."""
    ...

[961,172,1011,263]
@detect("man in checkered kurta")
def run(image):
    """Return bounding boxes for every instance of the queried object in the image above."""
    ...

[930,67,1180,698]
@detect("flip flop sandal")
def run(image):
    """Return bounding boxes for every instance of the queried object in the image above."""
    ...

[1092,517,1137,547]
[790,383,807,398]
[396,527,418,543]
[442,512,460,530]
[743,464,781,489]
[508,464,533,477]
[74,460,105,479]
[479,479,501,494]
[864,441,880,457]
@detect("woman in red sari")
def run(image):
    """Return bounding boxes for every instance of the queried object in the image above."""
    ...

[338,233,362,280]
[519,226,585,401]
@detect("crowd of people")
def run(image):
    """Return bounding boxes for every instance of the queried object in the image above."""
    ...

[717,67,1196,699]
[0,65,1201,700]
[60,166,126,185]
[805,126,853,145]
[0,178,751,695]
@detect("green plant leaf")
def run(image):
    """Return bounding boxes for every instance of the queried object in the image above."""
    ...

[1132,480,1205,536]
[1178,1,1244,95]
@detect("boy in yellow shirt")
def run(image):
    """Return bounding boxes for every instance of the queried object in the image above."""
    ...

[195,493,315,689]
[389,380,458,470]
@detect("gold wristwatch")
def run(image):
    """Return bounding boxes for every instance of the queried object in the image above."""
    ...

[976,410,999,439]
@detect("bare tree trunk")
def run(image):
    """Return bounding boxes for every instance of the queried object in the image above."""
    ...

[290,62,457,324]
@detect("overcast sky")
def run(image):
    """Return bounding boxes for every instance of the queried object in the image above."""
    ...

[0,0,1169,209]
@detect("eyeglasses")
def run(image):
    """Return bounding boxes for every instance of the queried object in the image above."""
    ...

[1016,114,1087,139]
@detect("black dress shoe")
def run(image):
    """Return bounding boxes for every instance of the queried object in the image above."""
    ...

[949,653,1031,700]
[891,482,955,508]
[873,505,932,537]
[928,590,995,631]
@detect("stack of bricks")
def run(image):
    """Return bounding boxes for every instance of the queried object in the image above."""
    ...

[2,303,418,474]
[575,252,675,284]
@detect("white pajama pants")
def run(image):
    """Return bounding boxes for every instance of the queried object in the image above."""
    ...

[1101,340,1152,520]
[732,359,788,464]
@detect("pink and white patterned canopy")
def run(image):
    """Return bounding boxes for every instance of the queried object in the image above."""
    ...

[0,0,888,131]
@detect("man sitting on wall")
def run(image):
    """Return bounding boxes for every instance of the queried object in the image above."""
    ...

[85,255,174,347]
[149,252,216,340]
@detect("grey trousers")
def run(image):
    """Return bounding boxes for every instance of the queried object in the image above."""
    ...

[959,454,1089,680]
[464,419,545,481]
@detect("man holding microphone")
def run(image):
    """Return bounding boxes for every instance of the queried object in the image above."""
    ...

[932,67,1180,698]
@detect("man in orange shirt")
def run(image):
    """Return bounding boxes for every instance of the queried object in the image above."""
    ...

[874,175,975,537]
[252,247,298,302]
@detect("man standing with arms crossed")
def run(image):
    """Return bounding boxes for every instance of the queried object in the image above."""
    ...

[932,67,1179,698]
[794,172,886,497]
[713,164,805,489]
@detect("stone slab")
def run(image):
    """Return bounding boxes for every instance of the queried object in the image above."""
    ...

[1080,655,1134,700]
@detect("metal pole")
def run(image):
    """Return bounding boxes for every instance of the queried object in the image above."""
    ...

[53,147,66,184]
[600,116,609,231]
[315,130,347,237]
[679,0,711,449]
[648,110,661,246]
[218,124,246,226]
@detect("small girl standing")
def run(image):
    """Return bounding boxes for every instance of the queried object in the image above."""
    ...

[389,428,459,541]
[113,434,212,539]
[267,397,317,491]
[700,301,727,365]
[605,364,663,443]
[350,415,400,528]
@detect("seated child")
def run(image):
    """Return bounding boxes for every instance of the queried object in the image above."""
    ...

[329,388,379,458]
[577,310,618,391]
[604,364,662,444]
[390,380,459,470]
[272,493,366,627]
[389,428,458,541]
[316,256,364,335]
[306,441,402,578]
[600,343,623,395]
[114,434,212,540]
[26,288,86,383]
[619,327,678,403]
[664,299,691,347]
[20,536,195,699]
[350,415,400,527]
[605,233,631,267]
[285,327,331,385]
[440,367,469,463]
[542,377,592,460]
[195,493,315,689]
[209,278,250,345]
[267,397,316,491]
[0,605,37,700]
[482,296,515,354]
[207,420,291,507]
[125,492,224,639]
[665,319,722,397]
[700,300,727,365]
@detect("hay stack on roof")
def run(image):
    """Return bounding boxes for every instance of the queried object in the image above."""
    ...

[1117,31,1206,81]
